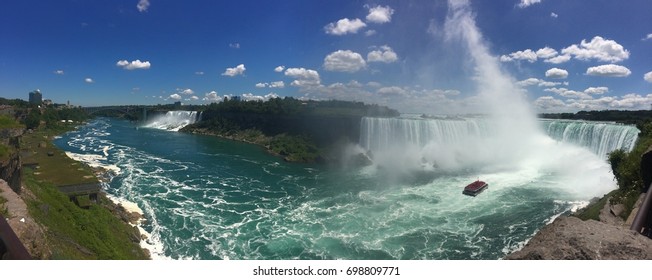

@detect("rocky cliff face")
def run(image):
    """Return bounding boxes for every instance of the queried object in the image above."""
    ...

[505,196,652,260]
[0,128,23,194]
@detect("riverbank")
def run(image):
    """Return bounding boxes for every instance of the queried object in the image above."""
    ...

[9,126,151,259]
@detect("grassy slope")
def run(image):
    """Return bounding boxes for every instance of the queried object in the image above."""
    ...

[19,126,148,259]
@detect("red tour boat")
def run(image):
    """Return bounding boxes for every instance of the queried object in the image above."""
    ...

[463,180,488,196]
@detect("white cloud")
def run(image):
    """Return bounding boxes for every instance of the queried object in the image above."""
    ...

[137,0,150,12]
[274,66,285,72]
[117,59,151,70]
[270,81,285,88]
[500,49,537,63]
[229,43,240,49]
[367,45,398,63]
[324,18,366,35]
[544,54,571,64]
[586,64,631,77]
[203,91,221,102]
[366,5,395,24]
[584,86,609,95]
[561,36,629,63]
[544,87,591,99]
[54,70,64,75]
[517,0,542,8]
[535,96,566,110]
[516,78,561,87]
[377,86,407,97]
[644,71,652,83]
[255,83,267,88]
[169,94,182,100]
[84,78,94,83]
[178,88,194,95]
[609,94,652,109]
[643,34,652,41]
[550,12,558,18]
[190,96,199,101]
[365,30,377,36]
[535,47,558,59]
[195,71,204,75]
[545,68,569,79]
[284,67,321,87]
[323,50,366,72]
[241,93,280,102]
[222,64,246,77]
[367,81,382,88]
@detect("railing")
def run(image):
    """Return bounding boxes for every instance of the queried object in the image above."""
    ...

[630,186,652,235]
[0,214,32,260]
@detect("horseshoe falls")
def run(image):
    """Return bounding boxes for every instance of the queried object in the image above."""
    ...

[53,115,638,260]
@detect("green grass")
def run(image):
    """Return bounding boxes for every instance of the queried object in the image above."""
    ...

[23,171,147,260]
[0,188,8,217]
[0,143,12,160]
[574,190,616,221]
[21,129,98,186]
[0,115,23,129]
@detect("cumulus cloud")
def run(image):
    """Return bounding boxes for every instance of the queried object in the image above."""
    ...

[178,88,194,95]
[550,12,558,18]
[367,45,398,63]
[643,34,652,41]
[203,91,221,102]
[544,54,571,64]
[544,87,591,99]
[222,64,246,77]
[241,93,280,102]
[500,49,537,63]
[54,70,64,75]
[285,67,321,87]
[516,78,561,87]
[117,59,151,70]
[377,86,407,97]
[323,50,366,72]
[536,47,558,59]
[324,18,367,35]
[586,64,631,77]
[534,96,566,110]
[644,71,652,83]
[270,81,285,88]
[517,0,542,8]
[84,78,94,83]
[169,93,181,100]
[584,87,609,95]
[545,68,568,79]
[190,96,199,101]
[561,36,629,63]
[255,83,267,88]
[366,5,395,24]
[137,0,150,12]
[365,30,377,36]
[274,66,285,72]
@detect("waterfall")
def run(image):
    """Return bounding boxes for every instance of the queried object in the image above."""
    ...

[540,119,639,158]
[143,111,199,131]
[360,117,639,160]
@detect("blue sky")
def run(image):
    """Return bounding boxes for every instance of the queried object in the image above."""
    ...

[1,0,650,114]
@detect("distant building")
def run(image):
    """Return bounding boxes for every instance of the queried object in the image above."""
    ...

[29,90,42,105]
[232,96,241,102]
[43,99,53,106]
[173,101,182,108]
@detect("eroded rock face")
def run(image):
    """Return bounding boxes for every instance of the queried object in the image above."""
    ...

[505,216,652,260]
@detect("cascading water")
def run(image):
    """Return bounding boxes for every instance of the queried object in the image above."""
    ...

[541,119,639,158]
[143,111,199,131]
[361,117,639,161]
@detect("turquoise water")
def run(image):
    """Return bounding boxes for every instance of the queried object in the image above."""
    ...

[54,117,623,260]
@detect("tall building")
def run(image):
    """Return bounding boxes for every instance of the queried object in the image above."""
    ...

[29,90,42,105]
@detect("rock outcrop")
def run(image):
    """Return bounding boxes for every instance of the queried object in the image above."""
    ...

[506,195,652,260]
[0,128,23,194]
